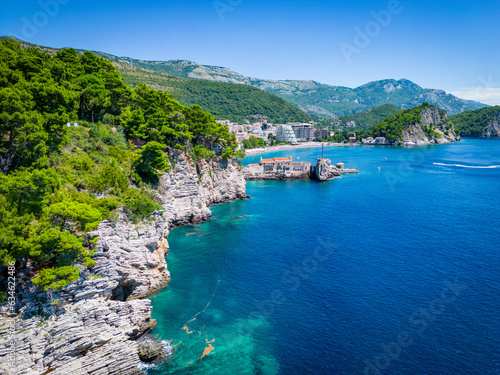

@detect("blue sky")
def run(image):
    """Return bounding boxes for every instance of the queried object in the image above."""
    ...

[1,0,499,104]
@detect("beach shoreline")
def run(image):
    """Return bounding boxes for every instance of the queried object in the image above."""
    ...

[243,142,354,157]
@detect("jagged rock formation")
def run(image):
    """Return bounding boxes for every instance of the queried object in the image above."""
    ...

[400,107,461,145]
[138,341,164,363]
[313,159,341,181]
[0,153,246,375]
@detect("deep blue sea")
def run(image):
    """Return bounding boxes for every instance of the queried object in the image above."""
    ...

[145,139,500,375]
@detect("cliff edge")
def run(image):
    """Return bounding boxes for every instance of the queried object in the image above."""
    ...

[371,103,461,146]
[0,154,246,375]
[400,106,461,145]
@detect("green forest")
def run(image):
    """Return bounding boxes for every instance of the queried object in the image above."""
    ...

[450,106,500,137]
[114,62,315,124]
[369,102,448,141]
[314,103,450,143]
[337,104,403,129]
[0,38,242,292]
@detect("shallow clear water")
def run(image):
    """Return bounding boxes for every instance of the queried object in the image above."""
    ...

[146,139,500,375]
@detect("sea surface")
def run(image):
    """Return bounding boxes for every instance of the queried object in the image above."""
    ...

[145,138,500,375]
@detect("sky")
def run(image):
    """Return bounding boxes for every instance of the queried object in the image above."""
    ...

[1,0,499,105]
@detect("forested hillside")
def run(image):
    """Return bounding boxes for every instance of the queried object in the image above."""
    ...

[337,104,403,129]
[113,61,315,124]
[370,102,452,142]
[88,51,487,117]
[450,106,500,137]
[0,38,241,292]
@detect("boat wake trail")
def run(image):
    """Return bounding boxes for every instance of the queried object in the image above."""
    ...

[433,163,500,169]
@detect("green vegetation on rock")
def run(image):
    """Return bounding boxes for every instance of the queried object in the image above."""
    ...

[449,106,500,137]
[0,38,241,291]
[370,102,447,142]
[370,102,446,142]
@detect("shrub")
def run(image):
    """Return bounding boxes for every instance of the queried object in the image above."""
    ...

[88,158,129,194]
[32,265,81,291]
[69,154,95,171]
[123,188,161,223]
[134,141,170,184]
[192,144,215,160]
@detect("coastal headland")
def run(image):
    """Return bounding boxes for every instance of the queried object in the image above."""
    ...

[0,153,248,375]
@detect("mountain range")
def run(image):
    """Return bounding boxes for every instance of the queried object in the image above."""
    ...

[2,36,488,120]
[91,54,488,117]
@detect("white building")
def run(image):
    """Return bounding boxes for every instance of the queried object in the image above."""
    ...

[276,125,297,143]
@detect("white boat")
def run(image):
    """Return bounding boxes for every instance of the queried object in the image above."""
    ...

[404,141,417,146]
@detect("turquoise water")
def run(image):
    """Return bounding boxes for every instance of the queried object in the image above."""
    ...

[146,139,500,375]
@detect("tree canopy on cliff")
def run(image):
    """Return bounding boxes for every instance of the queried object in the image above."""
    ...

[0,38,243,291]
[449,106,500,137]
[369,102,448,141]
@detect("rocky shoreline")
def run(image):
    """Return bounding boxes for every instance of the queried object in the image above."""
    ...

[0,152,247,375]
[396,107,461,146]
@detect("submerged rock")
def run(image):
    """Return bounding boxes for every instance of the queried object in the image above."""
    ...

[138,341,164,363]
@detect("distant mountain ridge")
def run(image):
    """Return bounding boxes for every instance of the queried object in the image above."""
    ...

[90,55,488,117]
[2,36,488,119]
[0,36,314,124]
[112,61,315,124]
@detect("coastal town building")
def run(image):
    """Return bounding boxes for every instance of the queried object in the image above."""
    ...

[361,136,388,145]
[293,124,316,141]
[276,125,298,143]
[345,121,356,128]
[362,137,375,144]
[243,156,359,181]
[314,128,329,139]
[244,156,312,179]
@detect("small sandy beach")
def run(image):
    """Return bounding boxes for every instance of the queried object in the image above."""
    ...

[244,142,355,156]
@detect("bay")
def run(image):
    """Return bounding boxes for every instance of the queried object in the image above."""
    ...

[146,139,500,375]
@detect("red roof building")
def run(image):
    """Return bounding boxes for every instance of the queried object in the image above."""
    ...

[260,157,292,164]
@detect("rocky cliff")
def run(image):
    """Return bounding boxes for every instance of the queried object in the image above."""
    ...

[313,159,341,181]
[481,120,500,137]
[0,154,246,375]
[400,107,460,145]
